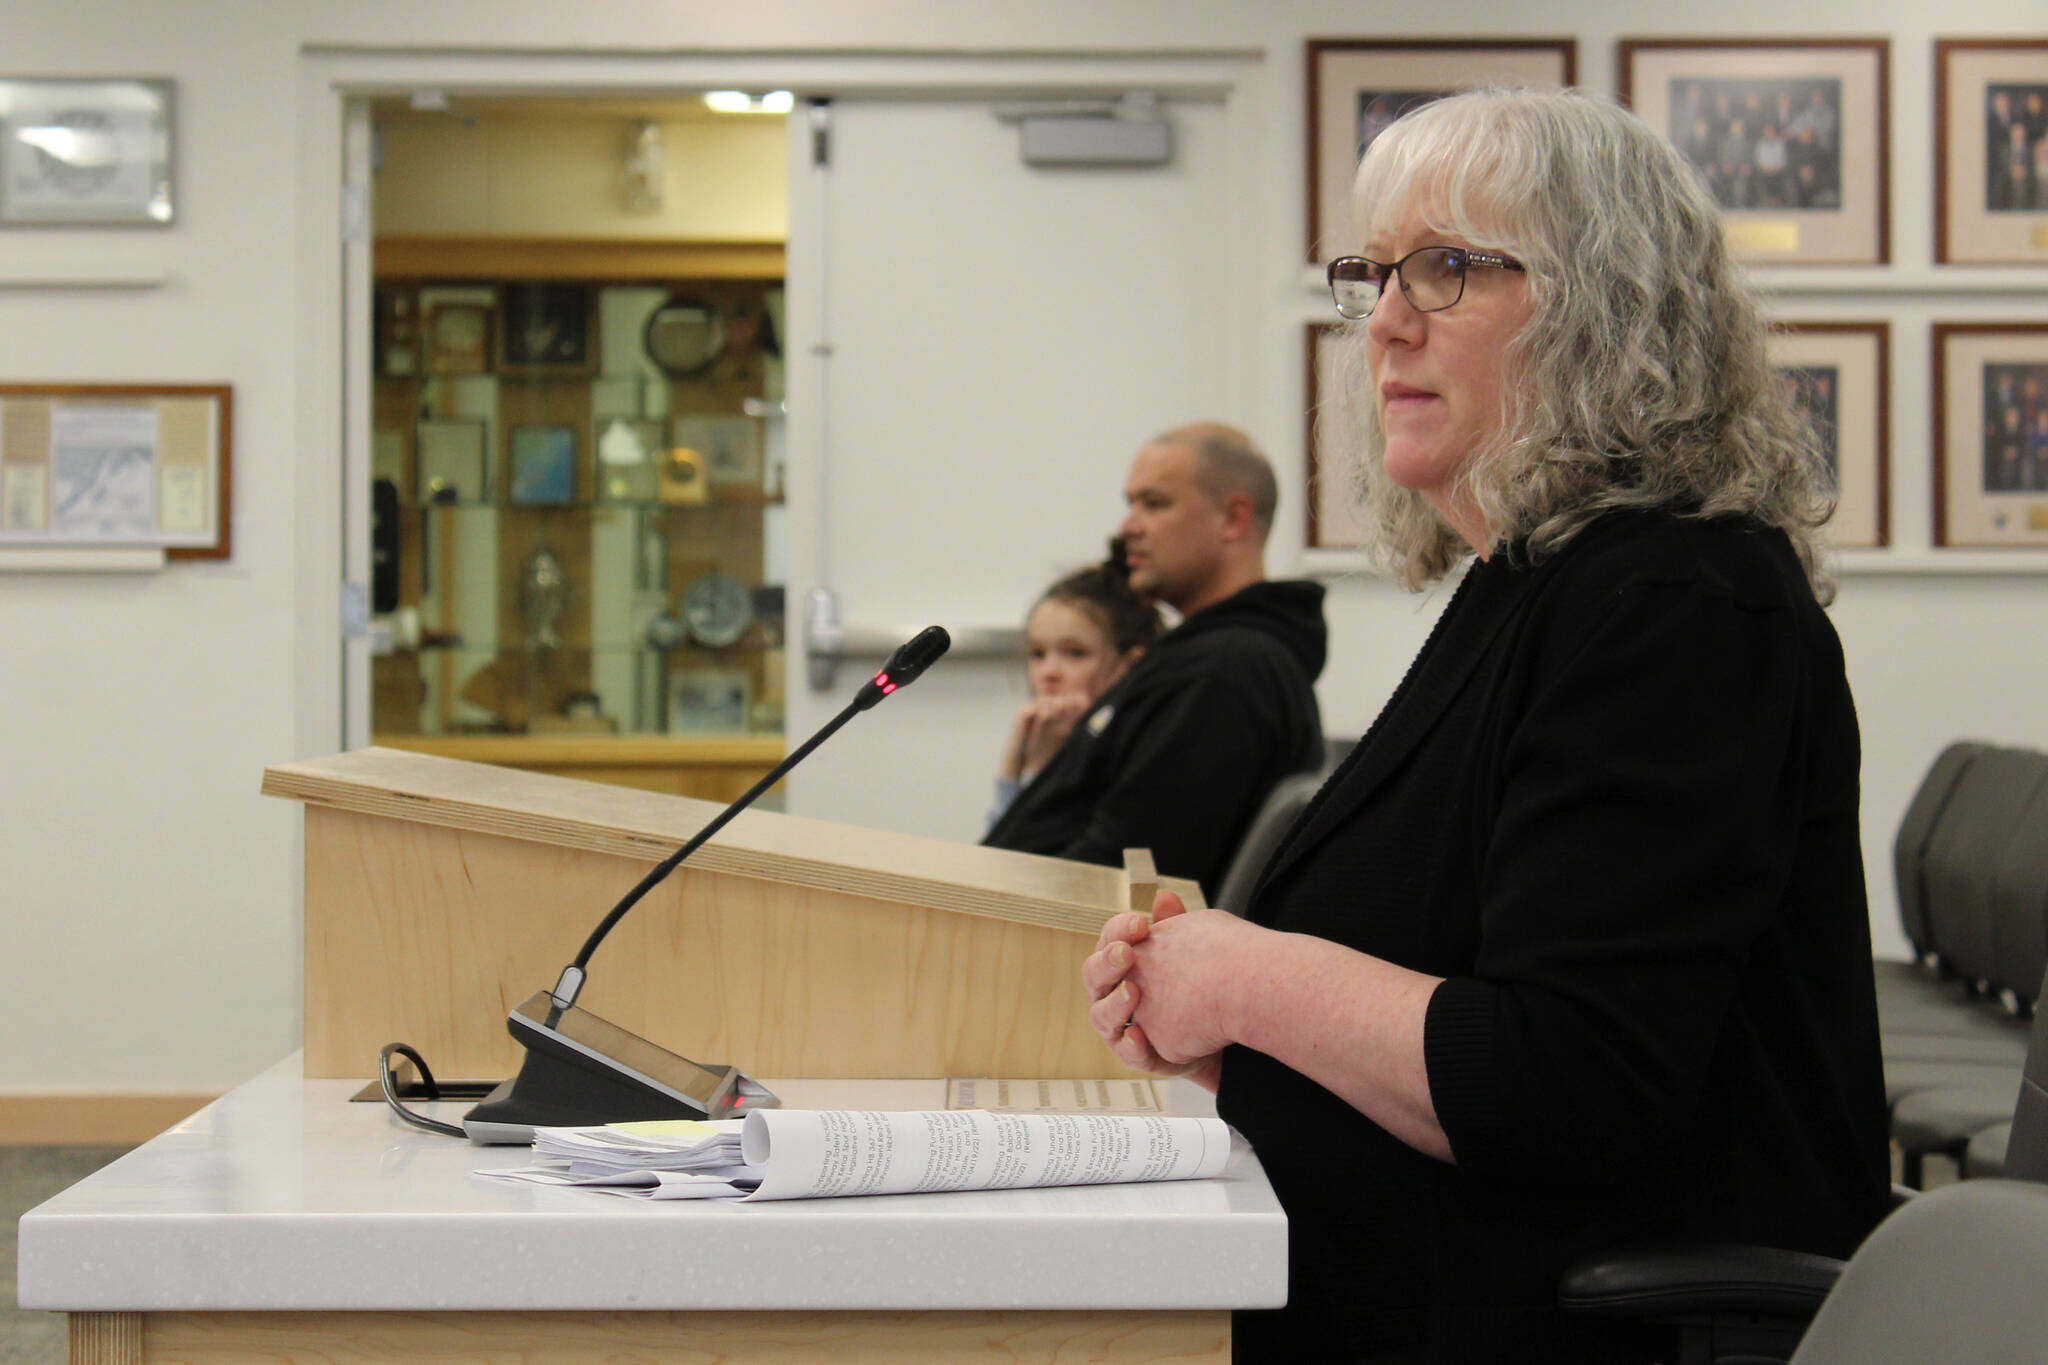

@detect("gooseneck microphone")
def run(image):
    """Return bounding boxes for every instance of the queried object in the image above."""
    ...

[548,625,952,1015]
[453,626,952,1142]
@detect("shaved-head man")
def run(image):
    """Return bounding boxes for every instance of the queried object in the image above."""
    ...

[984,423,1327,899]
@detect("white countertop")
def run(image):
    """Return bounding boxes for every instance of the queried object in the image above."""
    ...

[18,1055,1286,1313]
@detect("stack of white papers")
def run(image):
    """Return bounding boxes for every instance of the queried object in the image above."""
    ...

[509,1119,762,1197]
[475,1108,1231,1202]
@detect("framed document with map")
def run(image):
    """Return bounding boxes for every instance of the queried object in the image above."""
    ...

[0,383,230,559]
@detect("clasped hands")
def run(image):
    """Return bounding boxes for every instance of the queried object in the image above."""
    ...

[1083,889,1257,1091]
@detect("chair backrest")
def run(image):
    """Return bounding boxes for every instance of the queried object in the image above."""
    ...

[2003,965,2048,1184]
[1989,772,2048,1012]
[1212,769,1324,916]
[1790,1180,2048,1362]
[1891,741,1989,957]
[1920,748,2048,988]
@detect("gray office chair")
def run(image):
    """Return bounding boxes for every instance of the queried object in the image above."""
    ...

[1562,931,2048,1364]
[1888,759,2048,1183]
[1785,1180,2048,1363]
[1886,740,1991,967]
[1957,955,2048,1182]
[1212,769,1324,916]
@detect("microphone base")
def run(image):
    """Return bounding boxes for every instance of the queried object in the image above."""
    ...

[461,989,777,1145]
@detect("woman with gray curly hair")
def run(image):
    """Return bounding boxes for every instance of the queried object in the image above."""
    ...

[1083,88,1888,1361]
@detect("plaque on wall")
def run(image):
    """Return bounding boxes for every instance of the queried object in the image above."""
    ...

[0,78,174,226]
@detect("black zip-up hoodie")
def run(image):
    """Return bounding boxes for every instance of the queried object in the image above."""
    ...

[983,579,1328,899]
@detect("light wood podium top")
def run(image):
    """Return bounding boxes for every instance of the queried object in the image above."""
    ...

[262,746,1199,938]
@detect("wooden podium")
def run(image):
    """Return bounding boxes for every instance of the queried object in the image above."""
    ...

[25,750,1273,1365]
[261,747,1193,1083]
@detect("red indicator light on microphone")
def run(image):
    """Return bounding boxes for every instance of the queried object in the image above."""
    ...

[882,681,897,694]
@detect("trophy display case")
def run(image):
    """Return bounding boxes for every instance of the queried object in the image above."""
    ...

[369,274,787,792]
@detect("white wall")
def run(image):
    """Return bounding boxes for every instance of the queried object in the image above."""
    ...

[2,0,2045,1098]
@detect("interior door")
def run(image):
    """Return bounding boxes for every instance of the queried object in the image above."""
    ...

[783,91,1237,842]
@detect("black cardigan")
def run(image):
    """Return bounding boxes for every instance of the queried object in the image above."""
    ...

[1217,512,1891,1363]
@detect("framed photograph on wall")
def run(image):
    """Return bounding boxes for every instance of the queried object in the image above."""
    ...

[1305,39,1576,263]
[1933,323,2048,547]
[1304,323,1373,549]
[1620,38,1889,264]
[1766,322,1889,548]
[498,283,594,375]
[1936,39,2048,263]
[0,77,174,225]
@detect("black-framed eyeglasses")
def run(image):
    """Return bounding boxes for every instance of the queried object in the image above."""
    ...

[1327,246,1526,319]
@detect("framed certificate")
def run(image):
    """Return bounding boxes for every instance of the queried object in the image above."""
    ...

[0,77,173,226]
[0,383,229,558]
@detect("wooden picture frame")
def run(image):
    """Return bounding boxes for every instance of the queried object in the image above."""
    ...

[425,301,493,375]
[1935,39,2048,263]
[1619,37,1890,265]
[1305,38,1576,263]
[0,382,230,558]
[1304,322,1372,550]
[1766,322,1889,548]
[0,77,174,226]
[1932,322,2048,547]
[497,283,594,376]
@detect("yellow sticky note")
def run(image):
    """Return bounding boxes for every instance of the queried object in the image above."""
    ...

[609,1119,722,1137]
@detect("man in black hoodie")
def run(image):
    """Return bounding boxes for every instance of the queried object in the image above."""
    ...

[983,423,1327,900]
